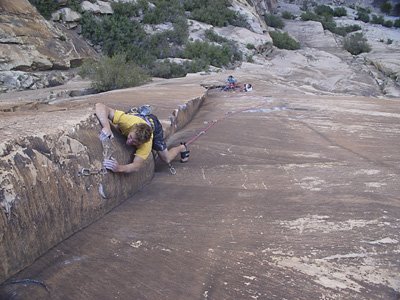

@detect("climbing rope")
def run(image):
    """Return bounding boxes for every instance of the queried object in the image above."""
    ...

[185,101,267,147]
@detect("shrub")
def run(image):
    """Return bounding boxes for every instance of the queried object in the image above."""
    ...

[300,11,320,21]
[111,1,144,18]
[282,11,295,20]
[394,18,400,28]
[314,5,334,17]
[301,0,312,11]
[333,7,347,17]
[343,32,371,55]
[185,0,246,27]
[246,43,255,50]
[269,31,300,50]
[383,20,393,27]
[150,59,206,78]
[246,55,254,63]
[320,15,336,31]
[79,54,150,92]
[356,10,370,23]
[394,4,400,16]
[142,0,184,24]
[342,24,361,33]
[265,14,285,29]
[371,14,385,25]
[357,6,371,14]
[230,13,251,29]
[183,40,241,67]
[204,29,229,44]
[380,1,392,14]
[331,25,361,37]
[28,0,59,19]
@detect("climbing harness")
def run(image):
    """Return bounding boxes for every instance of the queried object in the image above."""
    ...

[78,167,107,177]
[127,105,155,131]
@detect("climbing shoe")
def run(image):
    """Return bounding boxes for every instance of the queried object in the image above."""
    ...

[180,142,190,163]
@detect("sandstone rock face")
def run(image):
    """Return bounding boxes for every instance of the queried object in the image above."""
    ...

[0,0,96,72]
[248,0,278,14]
[282,18,400,97]
[214,25,272,55]
[0,112,154,282]
[0,91,206,283]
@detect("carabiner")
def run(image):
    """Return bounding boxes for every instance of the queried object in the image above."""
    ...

[168,164,176,175]
[99,167,108,175]
[78,168,91,176]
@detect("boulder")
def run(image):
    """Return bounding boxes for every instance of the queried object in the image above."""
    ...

[230,0,268,34]
[81,0,113,14]
[0,0,97,71]
[51,7,82,23]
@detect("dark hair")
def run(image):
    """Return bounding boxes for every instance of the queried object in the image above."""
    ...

[132,123,152,144]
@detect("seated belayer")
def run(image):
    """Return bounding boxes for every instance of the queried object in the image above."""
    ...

[95,103,190,173]
[227,75,237,85]
[223,75,238,91]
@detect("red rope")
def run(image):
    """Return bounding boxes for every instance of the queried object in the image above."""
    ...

[185,102,266,146]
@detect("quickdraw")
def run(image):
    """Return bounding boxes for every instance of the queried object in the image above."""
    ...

[168,163,177,175]
[78,167,108,177]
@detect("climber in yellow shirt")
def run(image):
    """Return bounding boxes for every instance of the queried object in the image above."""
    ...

[95,103,189,173]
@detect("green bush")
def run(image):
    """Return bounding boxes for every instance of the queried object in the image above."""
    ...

[246,43,256,50]
[265,14,285,29]
[342,24,361,33]
[356,10,370,23]
[230,13,251,29]
[300,11,320,21]
[170,17,189,45]
[314,5,334,17]
[301,0,312,11]
[185,0,247,27]
[357,6,371,14]
[246,55,254,63]
[79,54,150,92]
[333,7,347,17]
[331,24,361,36]
[320,15,336,31]
[371,14,385,25]
[29,0,84,18]
[204,29,229,44]
[383,20,393,27]
[150,59,206,78]
[183,40,241,67]
[343,32,371,55]
[394,18,400,28]
[380,1,392,14]
[394,4,400,16]
[269,31,300,50]
[81,13,149,61]
[29,0,59,19]
[142,0,184,24]
[111,1,145,18]
[282,11,295,20]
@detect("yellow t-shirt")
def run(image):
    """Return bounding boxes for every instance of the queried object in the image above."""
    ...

[112,110,153,160]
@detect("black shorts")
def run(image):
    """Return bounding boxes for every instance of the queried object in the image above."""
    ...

[148,114,167,152]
